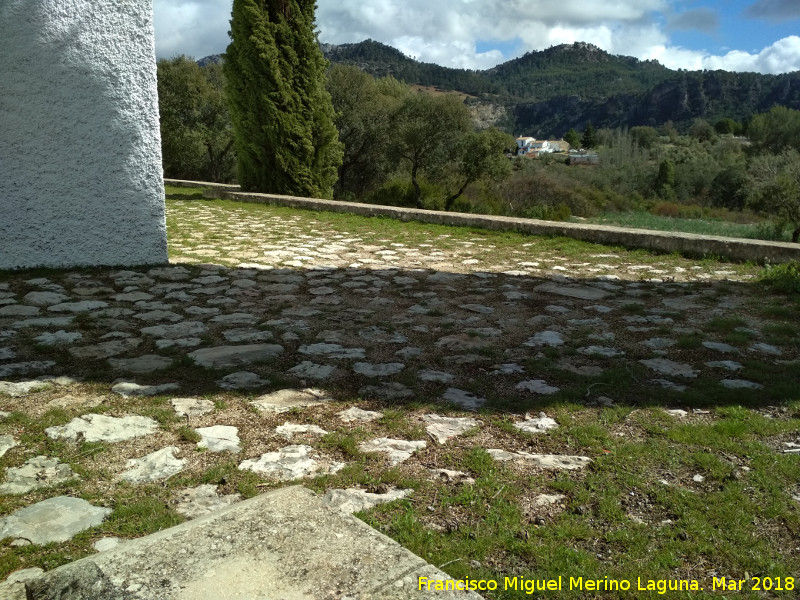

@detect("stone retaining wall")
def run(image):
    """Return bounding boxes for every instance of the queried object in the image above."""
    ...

[165,179,800,264]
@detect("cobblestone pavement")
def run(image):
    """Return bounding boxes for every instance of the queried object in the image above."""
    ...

[0,197,797,583]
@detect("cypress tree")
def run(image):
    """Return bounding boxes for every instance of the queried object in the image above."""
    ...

[581,121,597,149]
[224,0,342,198]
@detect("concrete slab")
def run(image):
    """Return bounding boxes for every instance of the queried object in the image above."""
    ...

[25,486,482,599]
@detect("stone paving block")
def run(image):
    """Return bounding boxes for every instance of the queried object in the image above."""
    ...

[25,486,481,599]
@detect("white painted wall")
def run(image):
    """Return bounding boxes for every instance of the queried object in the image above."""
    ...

[0,0,168,270]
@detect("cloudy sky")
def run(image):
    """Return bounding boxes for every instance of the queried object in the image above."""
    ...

[153,0,800,74]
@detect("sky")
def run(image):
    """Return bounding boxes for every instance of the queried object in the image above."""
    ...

[152,0,800,74]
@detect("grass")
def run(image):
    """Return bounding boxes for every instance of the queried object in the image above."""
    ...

[577,210,791,242]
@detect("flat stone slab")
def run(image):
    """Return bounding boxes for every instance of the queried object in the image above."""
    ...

[0,434,19,458]
[171,397,214,418]
[721,379,765,390]
[173,485,242,520]
[68,338,142,360]
[111,381,179,397]
[353,362,405,377]
[46,414,158,443]
[222,328,274,343]
[48,301,108,313]
[34,330,83,346]
[458,304,495,314]
[0,361,56,378]
[442,387,486,410]
[0,380,52,397]
[338,407,383,423]
[275,423,328,439]
[0,455,77,494]
[514,413,559,434]
[703,341,740,354]
[359,438,427,465]
[217,371,269,390]
[578,346,624,358]
[322,487,411,515]
[422,414,479,444]
[516,380,560,395]
[523,331,565,347]
[250,388,332,413]
[140,321,207,339]
[535,282,609,301]
[750,342,783,356]
[108,354,173,373]
[706,360,743,371]
[120,447,186,483]
[195,426,241,453]
[23,291,69,306]
[0,496,111,545]
[640,358,699,378]
[419,369,454,383]
[488,449,592,470]
[188,344,284,368]
[25,486,480,599]
[287,361,335,380]
[238,445,344,481]
[298,343,366,359]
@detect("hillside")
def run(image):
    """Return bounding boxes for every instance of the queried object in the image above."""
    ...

[319,40,800,136]
[199,40,800,137]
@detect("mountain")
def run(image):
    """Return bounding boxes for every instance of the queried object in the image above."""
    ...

[319,40,800,136]
[198,40,800,137]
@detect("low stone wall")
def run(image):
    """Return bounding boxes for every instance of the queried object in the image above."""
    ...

[165,179,800,264]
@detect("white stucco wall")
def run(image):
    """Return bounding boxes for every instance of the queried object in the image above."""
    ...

[0,0,168,270]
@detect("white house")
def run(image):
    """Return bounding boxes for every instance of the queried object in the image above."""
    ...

[515,137,555,157]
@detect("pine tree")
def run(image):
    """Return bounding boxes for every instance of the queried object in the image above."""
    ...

[224,0,342,198]
[581,121,597,149]
[564,128,580,149]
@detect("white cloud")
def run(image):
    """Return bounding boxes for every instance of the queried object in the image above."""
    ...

[703,36,800,73]
[154,0,231,60]
[150,0,800,75]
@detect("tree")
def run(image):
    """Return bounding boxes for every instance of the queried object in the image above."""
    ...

[746,149,800,242]
[655,158,676,200]
[630,126,659,150]
[391,92,472,208]
[444,129,514,210]
[689,118,716,143]
[710,166,748,211]
[326,65,409,199]
[157,57,236,183]
[224,0,342,198]
[714,118,741,136]
[581,121,597,149]
[564,128,581,149]
[747,106,800,154]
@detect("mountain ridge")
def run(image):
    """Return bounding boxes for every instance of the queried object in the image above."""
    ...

[197,39,800,137]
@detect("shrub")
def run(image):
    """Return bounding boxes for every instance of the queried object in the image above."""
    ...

[760,261,800,293]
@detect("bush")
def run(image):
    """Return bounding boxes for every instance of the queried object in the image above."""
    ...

[650,201,681,218]
[365,177,445,209]
[760,261,800,293]
[499,172,591,219]
[523,203,572,221]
